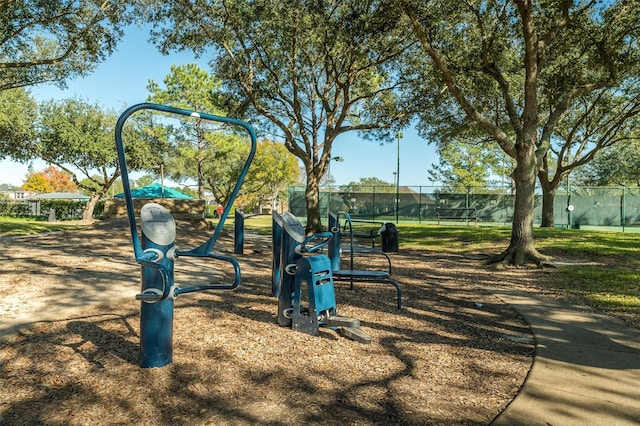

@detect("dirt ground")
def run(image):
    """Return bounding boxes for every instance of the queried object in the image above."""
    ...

[0,219,537,425]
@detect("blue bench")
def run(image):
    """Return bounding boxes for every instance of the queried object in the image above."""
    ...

[328,211,402,310]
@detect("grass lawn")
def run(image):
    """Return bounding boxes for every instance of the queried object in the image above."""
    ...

[399,223,640,328]
[0,216,85,236]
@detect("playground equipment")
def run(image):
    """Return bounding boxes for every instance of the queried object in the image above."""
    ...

[328,211,402,310]
[114,103,256,368]
[272,212,371,343]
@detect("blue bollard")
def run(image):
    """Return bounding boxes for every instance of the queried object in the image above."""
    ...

[115,103,257,368]
[139,203,176,368]
[234,210,244,254]
[327,211,342,272]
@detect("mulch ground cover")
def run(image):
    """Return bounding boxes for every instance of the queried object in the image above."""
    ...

[0,220,534,425]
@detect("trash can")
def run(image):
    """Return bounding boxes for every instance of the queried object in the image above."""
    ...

[381,222,399,253]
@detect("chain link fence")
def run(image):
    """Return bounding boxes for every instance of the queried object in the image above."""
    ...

[288,185,640,231]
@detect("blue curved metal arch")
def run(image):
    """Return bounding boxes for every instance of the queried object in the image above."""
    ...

[114,102,257,295]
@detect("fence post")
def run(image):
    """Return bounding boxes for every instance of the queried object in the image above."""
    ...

[568,184,573,228]
[372,185,376,222]
[418,186,422,224]
[622,187,626,232]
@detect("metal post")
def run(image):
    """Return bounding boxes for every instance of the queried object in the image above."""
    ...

[466,186,470,209]
[622,186,626,232]
[277,212,306,327]
[395,132,402,224]
[392,173,397,220]
[372,185,376,221]
[567,176,572,228]
[328,156,344,186]
[418,186,422,224]
[139,203,176,368]
[328,156,343,218]
[234,209,244,254]
[501,155,506,194]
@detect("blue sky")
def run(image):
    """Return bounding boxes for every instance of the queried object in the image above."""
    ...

[0,25,439,188]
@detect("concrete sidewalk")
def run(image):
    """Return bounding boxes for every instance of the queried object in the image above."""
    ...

[488,288,640,426]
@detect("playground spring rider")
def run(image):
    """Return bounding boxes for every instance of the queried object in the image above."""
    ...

[272,212,372,343]
[114,103,256,368]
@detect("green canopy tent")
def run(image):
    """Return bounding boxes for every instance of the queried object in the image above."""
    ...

[114,183,193,199]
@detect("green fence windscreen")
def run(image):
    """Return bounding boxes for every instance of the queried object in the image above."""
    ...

[288,185,640,229]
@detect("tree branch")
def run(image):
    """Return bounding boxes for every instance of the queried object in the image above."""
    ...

[1,0,114,70]
[401,0,516,157]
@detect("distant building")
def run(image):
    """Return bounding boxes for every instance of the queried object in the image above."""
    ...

[0,184,35,200]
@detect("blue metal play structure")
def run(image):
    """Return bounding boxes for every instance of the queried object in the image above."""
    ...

[272,211,372,343]
[114,103,256,368]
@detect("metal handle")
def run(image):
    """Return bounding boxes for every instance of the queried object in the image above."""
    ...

[297,232,333,254]
[173,252,242,295]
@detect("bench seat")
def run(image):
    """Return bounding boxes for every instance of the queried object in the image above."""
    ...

[329,211,402,310]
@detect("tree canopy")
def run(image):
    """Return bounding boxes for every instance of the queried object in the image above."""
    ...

[146,63,232,200]
[243,140,299,212]
[575,136,640,187]
[0,0,132,91]
[142,0,420,232]
[428,138,506,192]
[22,165,77,193]
[35,97,155,220]
[0,87,36,160]
[340,177,395,194]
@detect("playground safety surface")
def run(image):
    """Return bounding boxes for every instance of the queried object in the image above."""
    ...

[0,218,632,425]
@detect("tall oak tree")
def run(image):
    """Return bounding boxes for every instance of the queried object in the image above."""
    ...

[400,0,640,264]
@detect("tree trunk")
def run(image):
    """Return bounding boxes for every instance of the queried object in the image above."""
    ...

[197,121,206,200]
[271,191,278,214]
[540,178,556,228]
[304,175,322,234]
[198,158,205,200]
[81,194,100,223]
[489,146,549,266]
[539,167,570,228]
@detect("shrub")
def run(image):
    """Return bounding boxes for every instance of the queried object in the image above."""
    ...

[0,201,31,216]
[41,200,85,220]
